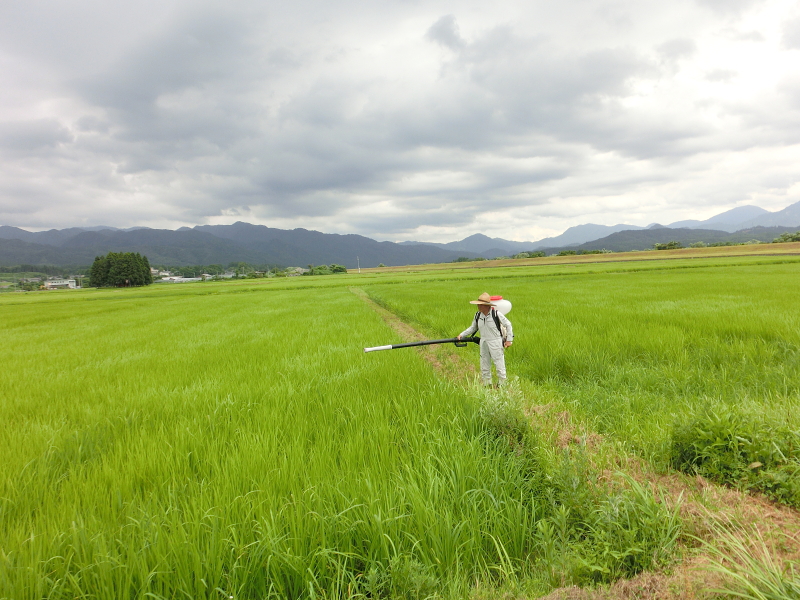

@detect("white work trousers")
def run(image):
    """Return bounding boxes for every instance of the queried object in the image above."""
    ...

[480,339,506,386]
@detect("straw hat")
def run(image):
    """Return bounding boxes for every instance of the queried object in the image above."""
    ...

[469,292,495,306]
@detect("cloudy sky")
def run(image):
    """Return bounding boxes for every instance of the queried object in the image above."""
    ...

[1,0,799,242]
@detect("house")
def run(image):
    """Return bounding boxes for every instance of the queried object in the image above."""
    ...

[44,278,77,289]
[157,276,202,283]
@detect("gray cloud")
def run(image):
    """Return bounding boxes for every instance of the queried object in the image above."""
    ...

[0,0,799,241]
[656,38,698,62]
[0,119,73,154]
[426,15,466,50]
[694,0,764,15]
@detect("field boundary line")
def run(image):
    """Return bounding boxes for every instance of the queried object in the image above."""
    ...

[350,287,478,383]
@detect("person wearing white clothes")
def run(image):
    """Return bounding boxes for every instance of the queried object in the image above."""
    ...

[457,292,514,387]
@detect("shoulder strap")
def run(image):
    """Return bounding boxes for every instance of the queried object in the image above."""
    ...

[491,308,502,336]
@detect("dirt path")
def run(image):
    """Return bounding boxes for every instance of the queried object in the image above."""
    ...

[352,287,800,599]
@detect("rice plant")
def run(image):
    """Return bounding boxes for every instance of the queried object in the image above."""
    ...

[0,281,681,598]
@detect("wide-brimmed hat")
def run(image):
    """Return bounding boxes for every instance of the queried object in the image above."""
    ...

[469,292,495,306]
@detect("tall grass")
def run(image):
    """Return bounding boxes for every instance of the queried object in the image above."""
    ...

[702,526,800,599]
[0,284,679,598]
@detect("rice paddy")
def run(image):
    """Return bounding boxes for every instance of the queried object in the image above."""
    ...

[1,253,799,598]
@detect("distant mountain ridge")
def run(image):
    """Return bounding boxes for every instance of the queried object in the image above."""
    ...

[0,223,483,268]
[534,225,800,254]
[401,201,800,255]
[1,200,798,267]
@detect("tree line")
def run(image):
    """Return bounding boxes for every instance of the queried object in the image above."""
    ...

[0,264,88,276]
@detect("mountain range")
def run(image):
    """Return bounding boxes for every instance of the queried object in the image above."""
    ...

[0,223,485,268]
[400,201,800,254]
[1,200,798,268]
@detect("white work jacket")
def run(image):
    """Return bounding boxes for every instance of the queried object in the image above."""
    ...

[459,308,513,342]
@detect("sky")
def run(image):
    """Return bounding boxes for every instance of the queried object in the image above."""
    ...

[1,0,799,243]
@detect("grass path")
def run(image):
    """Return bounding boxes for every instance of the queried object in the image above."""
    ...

[351,286,800,599]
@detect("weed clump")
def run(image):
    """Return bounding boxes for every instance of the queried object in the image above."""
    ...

[671,408,800,507]
[478,389,682,588]
[362,555,438,600]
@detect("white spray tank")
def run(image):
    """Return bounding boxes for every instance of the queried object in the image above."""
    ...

[490,295,512,315]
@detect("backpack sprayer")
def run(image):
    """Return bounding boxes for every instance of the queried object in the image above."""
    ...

[363,296,512,353]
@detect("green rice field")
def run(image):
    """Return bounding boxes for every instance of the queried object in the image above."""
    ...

[1,254,799,598]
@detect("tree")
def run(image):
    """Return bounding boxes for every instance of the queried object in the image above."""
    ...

[89,252,153,287]
[654,241,683,250]
[773,232,800,243]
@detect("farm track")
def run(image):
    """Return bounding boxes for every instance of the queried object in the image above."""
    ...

[352,287,800,600]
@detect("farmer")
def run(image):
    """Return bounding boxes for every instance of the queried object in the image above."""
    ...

[458,292,514,387]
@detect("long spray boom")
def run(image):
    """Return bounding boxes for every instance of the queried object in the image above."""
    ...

[364,337,479,353]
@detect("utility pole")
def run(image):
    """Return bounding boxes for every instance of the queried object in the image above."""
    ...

[357,256,361,274]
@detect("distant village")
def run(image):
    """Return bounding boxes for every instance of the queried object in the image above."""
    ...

[1,265,315,291]
[154,266,311,283]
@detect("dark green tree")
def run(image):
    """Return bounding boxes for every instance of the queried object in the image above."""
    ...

[89,252,153,287]
[773,231,800,243]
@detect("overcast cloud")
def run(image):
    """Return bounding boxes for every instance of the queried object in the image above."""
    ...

[1,0,799,242]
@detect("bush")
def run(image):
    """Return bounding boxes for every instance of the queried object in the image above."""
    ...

[670,408,800,507]
[557,250,577,256]
[304,264,348,275]
[689,241,706,248]
[773,231,800,243]
[452,257,486,262]
[654,241,683,250]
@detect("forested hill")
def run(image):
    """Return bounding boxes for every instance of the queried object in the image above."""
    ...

[0,223,482,268]
[535,225,800,254]
[2,221,800,268]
